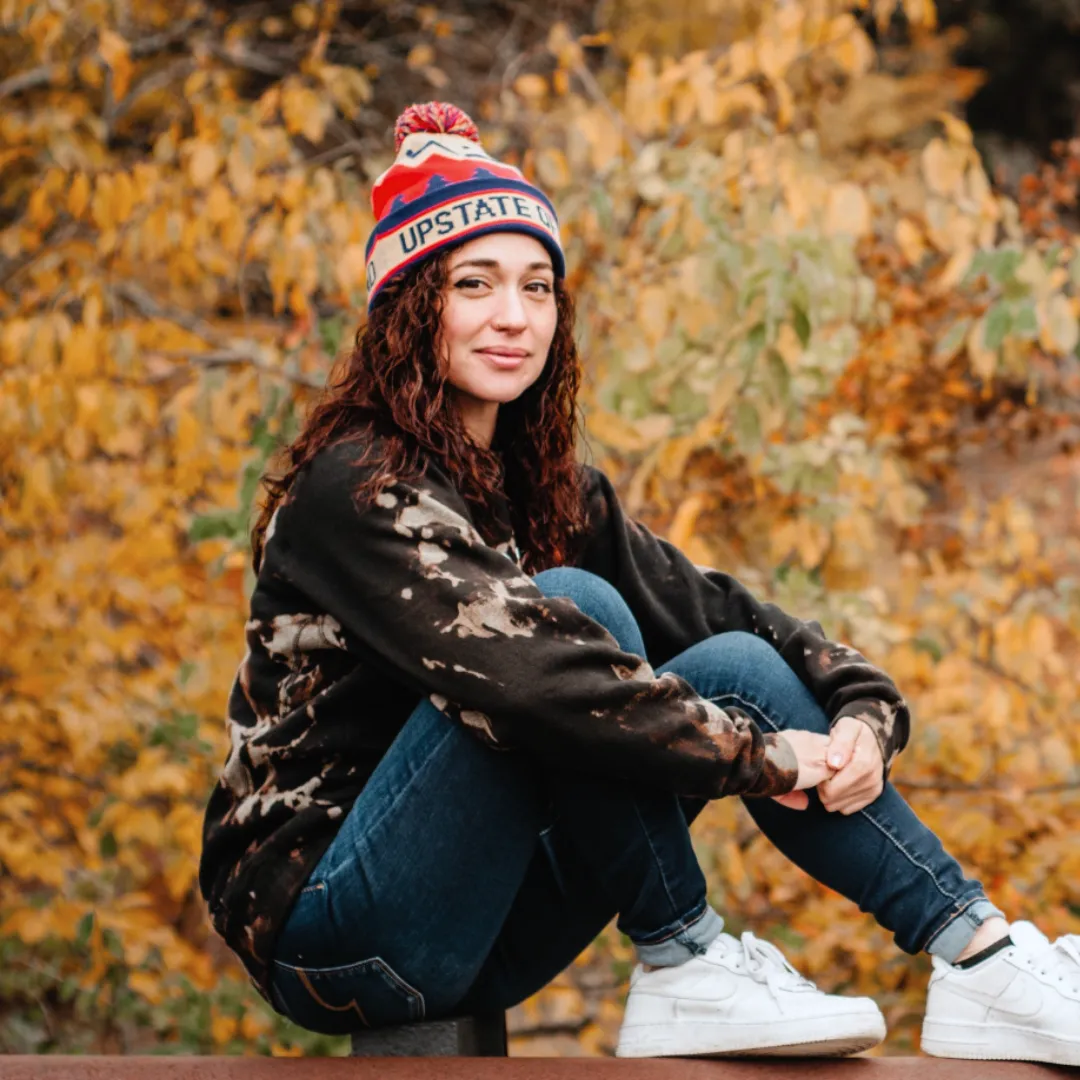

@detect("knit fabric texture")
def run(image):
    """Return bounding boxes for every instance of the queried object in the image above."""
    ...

[364,101,565,309]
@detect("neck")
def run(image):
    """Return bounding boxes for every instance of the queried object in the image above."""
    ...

[455,394,498,449]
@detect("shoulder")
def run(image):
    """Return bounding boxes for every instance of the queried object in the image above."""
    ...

[285,436,466,525]
[579,463,619,522]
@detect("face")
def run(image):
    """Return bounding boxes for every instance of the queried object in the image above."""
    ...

[439,232,558,446]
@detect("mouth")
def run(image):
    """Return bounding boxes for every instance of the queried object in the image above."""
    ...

[476,348,530,369]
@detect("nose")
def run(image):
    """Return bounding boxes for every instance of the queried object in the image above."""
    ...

[491,284,527,333]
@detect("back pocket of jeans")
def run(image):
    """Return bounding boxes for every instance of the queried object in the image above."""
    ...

[270,956,425,1035]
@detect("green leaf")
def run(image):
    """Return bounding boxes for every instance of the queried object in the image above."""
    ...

[766,348,791,405]
[744,322,766,360]
[984,302,1011,350]
[792,305,811,347]
[75,912,95,950]
[318,314,345,359]
[934,317,971,362]
[1013,301,1038,338]
[188,512,240,544]
[732,399,761,449]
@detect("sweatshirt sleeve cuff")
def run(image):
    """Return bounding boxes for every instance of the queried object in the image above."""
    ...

[832,699,904,777]
[746,732,800,797]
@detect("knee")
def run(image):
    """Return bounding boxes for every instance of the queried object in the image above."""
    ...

[702,630,785,672]
[532,568,644,655]
[690,631,825,732]
[694,631,802,690]
[532,567,627,621]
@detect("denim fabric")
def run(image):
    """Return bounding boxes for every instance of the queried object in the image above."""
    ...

[658,632,1001,960]
[268,568,997,1034]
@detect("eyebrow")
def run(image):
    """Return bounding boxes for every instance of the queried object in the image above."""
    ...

[450,258,553,273]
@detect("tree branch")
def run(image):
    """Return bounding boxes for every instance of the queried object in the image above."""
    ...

[0,62,64,101]
[0,17,200,102]
[104,57,197,132]
[208,41,288,77]
[113,282,325,388]
[180,348,324,388]
[895,777,1080,796]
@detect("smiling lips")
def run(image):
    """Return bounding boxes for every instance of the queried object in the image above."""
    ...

[476,347,529,370]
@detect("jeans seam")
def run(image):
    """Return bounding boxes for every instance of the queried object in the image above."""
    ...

[632,898,709,945]
[710,690,965,910]
[318,711,460,890]
[924,895,985,950]
[630,801,687,936]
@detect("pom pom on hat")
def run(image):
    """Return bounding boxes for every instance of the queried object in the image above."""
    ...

[394,101,480,152]
[366,100,564,310]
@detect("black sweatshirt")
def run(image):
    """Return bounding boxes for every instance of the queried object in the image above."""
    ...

[198,439,909,998]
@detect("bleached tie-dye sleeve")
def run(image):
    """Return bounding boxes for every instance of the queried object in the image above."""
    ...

[272,446,799,800]
[576,468,910,773]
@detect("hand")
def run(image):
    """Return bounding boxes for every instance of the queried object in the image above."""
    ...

[771,729,832,810]
[818,716,884,814]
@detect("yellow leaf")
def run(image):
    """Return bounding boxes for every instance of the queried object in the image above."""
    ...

[895,218,927,265]
[292,3,317,30]
[406,43,435,69]
[937,110,974,145]
[932,244,973,294]
[514,73,548,101]
[211,1014,238,1045]
[99,29,132,100]
[637,285,670,347]
[1038,294,1079,356]
[534,147,571,190]
[335,244,368,297]
[711,84,767,126]
[668,492,708,551]
[966,315,998,380]
[188,142,220,188]
[226,136,257,199]
[825,183,870,238]
[587,409,647,453]
[281,82,333,143]
[128,971,165,1005]
[922,137,966,197]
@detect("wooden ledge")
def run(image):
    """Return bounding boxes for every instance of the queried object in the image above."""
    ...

[0,1058,1073,1079]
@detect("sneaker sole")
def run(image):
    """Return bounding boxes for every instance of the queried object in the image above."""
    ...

[922,1019,1080,1067]
[616,1013,886,1059]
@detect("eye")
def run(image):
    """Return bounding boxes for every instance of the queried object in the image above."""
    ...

[453,277,488,291]
[525,280,554,295]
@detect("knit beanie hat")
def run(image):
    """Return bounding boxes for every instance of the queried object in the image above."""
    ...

[364,101,565,310]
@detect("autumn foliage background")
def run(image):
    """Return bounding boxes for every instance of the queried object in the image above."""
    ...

[3,0,1080,1057]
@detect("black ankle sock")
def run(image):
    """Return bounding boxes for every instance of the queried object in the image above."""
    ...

[955,934,1013,969]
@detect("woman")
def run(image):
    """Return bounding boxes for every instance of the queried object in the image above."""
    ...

[199,102,1079,1063]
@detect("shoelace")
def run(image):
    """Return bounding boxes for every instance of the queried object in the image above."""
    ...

[732,932,818,993]
[1024,933,1080,994]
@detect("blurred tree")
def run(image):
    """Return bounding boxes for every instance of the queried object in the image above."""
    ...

[1,0,1078,1058]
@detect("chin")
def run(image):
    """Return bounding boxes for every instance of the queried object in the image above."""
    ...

[469,378,538,404]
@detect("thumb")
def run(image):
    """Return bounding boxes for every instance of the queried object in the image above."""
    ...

[826,725,859,771]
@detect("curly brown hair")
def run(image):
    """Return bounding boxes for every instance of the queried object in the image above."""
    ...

[251,245,589,574]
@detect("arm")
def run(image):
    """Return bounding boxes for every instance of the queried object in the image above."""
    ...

[270,444,799,800]
[575,467,909,771]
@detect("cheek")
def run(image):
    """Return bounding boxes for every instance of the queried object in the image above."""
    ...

[440,300,481,362]
[535,303,558,352]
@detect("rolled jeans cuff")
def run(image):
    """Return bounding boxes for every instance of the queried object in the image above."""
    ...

[925,898,1007,964]
[632,903,724,967]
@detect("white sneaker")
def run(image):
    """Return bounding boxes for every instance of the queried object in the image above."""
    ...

[921,920,1080,1066]
[615,930,887,1058]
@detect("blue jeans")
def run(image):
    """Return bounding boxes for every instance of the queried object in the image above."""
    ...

[269,568,1000,1034]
